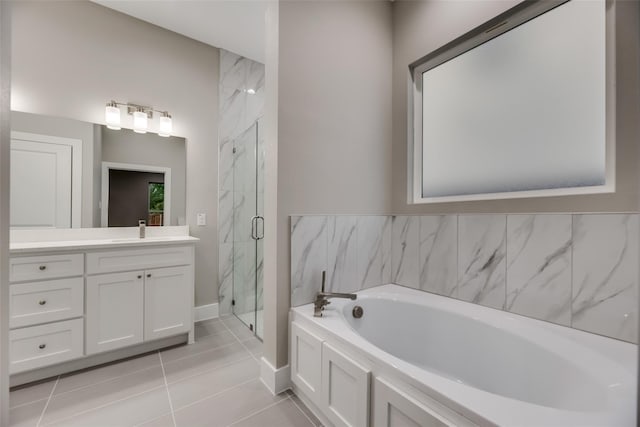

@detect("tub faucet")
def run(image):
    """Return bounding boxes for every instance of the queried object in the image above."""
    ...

[314,271,357,317]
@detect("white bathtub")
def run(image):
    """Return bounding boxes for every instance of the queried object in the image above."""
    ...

[290,284,637,426]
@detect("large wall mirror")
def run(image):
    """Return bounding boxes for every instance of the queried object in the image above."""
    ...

[10,111,186,229]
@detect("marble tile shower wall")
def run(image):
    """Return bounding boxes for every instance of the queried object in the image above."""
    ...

[218,49,265,315]
[290,214,638,343]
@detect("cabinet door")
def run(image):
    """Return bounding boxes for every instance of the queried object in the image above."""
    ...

[144,266,192,340]
[86,271,144,355]
[322,342,370,427]
[373,378,468,427]
[290,322,323,406]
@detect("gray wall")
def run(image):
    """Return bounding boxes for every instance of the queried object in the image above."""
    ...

[102,127,186,226]
[10,111,98,227]
[11,1,219,306]
[264,0,393,368]
[391,0,640,214]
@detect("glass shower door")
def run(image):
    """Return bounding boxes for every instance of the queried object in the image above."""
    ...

[232,121,263,339]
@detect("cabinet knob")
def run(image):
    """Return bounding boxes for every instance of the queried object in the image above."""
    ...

[137,275,142,279]
[38,300,47,306]
[146,274,151,278]
[38,344,46,350]
[39,265,46,271]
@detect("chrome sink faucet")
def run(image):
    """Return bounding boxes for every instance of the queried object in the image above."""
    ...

[139,220,146,239]
[314,271,357,317]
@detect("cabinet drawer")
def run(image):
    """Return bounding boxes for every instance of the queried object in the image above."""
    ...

[10,254,84,282]
[87,246,192,274]
[10,278,84,328]
[10,319,84,374]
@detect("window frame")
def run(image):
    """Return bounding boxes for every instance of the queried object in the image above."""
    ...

[408,0,616,204]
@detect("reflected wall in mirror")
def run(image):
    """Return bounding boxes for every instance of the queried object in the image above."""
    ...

[10,111,186,229]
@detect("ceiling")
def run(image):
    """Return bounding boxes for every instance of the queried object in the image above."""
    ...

[92,0,267,63]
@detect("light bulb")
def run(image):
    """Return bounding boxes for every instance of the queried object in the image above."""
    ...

[159,113,172,137]
[105,102,121,130]
[133,109,148,134]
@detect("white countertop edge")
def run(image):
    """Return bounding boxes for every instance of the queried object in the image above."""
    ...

[10,236,199,253]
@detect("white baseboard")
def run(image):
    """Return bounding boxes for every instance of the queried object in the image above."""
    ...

[194,303,219,322]
[260,356,291,395]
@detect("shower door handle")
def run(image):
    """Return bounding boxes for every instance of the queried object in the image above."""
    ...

[255,216,264,240]
[250,216,258,240]
[250,216,264,240]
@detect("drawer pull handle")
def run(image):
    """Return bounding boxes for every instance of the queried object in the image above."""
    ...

[39,265,47,271]
[38,344,46,350]
[38,300,47,306]
[146,274,151,278]
[137,275,142,279]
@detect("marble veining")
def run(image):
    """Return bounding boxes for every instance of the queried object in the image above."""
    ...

[391,216,419,288]
[506,215,572,325]
[356,216,391,289]
[218,190,233,244]
[218,242,234,315]
[327,216,358,293]
[291,216,328,307]
[572,214,638,342]
[289,213,639,343]
[458,215,507,309]
[419,215,457,297]
[218,49,265,316]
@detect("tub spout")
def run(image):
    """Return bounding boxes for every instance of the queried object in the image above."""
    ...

[314,271,357,317]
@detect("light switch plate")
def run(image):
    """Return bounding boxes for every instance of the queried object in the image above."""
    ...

[197,213,206,226]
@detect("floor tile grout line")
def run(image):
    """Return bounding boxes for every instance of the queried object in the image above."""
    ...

[172,376,259,413]
[38,385,167,427]
[165,353,254,387]
[49,330,238,401]
[49,360,162,400]
[287,395,318,427]
[158,351,178,427]
[219,317,258,362]
[36,375,59,427]
[165,339,240,366]
[9,395,50,411]
[132,411,174,427]
[225,396,289,427]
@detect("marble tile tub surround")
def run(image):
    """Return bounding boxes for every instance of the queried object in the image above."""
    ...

[218,49,265,315]
[290,213,639,343]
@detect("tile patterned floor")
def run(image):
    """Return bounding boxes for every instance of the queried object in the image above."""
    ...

[9,315,321,427]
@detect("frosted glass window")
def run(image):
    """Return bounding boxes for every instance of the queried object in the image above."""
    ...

[417,0,607,200]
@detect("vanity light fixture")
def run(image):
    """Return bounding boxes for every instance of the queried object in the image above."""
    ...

[133,108,148,134]
[105,101,121,130]
[158,112,172,137]
[246,88,256,95]
[104,100,174,137]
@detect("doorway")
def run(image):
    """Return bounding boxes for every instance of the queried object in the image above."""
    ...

[101,162,172,227]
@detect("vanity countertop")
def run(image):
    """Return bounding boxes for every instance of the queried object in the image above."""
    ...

[10,235,199,254]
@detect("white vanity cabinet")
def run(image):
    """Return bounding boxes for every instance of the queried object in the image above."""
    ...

[9,253,85,374]
[143,266,192,341]
[86,247,194,355]
[86,271,144,354]
[9,240,196,381]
